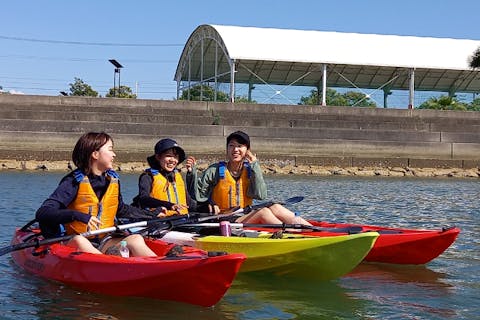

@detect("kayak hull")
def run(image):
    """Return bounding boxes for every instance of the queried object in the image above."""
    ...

[10,228,245,307]
[307,221,460,264]
[162,231,379,280]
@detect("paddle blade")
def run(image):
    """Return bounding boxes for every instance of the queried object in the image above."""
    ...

[0,246,13,256]
[283,196,304,205]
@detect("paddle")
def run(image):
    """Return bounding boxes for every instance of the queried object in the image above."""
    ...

[129,196,306,237]
[0,215,189,257]
[182,222,363,234]
[197,196,305,222]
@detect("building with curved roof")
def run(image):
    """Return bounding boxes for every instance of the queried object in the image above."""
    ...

[175,24,480,108]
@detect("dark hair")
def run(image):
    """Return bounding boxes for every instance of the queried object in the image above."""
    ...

[226,131,250,149]
[72,132,113,172]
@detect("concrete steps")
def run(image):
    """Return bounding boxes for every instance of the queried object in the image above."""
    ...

[0,95,479,167]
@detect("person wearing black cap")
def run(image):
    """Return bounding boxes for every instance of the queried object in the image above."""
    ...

[133,138,199,216]
[187,131,312,225]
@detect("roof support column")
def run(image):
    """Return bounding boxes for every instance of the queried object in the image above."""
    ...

[408,68,415,109]
[214,42,218,102]
[176,79,180,100]
[230,59,236,103]
[383,86,392,108]
[187,53,192,101]
[248,82,255,102]
[200,38,204,101]
[322,64,327,106]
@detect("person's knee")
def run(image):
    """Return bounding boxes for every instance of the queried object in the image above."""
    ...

[71,235,88,246]
[125,234,145,245]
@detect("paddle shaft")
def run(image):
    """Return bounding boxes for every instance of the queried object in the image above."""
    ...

[183,222,362,234]
[0,215,190,256]
[195,196,305,222]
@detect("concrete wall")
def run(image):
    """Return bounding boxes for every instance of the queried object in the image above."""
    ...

[0,94,479,169]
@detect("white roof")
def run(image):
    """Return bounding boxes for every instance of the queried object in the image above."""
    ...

[176,24,480,92]
[212,24,479,70]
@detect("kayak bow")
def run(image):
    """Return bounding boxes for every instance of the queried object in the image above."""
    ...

[10,228,245,307]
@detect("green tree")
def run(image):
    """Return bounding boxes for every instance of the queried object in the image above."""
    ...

[417,95,467,111]
[299,88,376,107]
[468,97,480,111]
[179,84,229,102]
[469,47,480,69]
[233,96,257,103]
[68,78,98,97]
[343,91,377,107]
[106,85,137,99]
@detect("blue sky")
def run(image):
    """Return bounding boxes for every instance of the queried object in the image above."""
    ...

[0,0,478,106]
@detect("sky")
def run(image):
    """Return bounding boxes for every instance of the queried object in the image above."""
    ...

[0,0,479,106]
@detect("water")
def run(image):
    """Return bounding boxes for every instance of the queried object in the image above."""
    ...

[0,171,478,319]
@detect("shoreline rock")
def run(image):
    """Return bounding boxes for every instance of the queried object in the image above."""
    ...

[1,159,478,179]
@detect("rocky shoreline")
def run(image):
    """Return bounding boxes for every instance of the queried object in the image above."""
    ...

[1,159,479,179]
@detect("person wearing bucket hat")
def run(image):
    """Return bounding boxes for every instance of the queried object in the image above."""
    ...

[187,131,312,225]
[133,138,200,217]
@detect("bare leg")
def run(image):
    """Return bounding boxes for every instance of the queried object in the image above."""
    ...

[66,235,102,254]
[236,207,283,224]
[123,234,157,257]
[267,204,313,225]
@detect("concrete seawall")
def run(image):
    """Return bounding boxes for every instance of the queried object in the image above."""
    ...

[0,94,479,178]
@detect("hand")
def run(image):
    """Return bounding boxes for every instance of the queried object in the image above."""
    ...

[245,150,257,163]
[208,204,220,214]
[185,156,196,172]
[171,204,189,213]
[156,207,168,218]
[87,216,102,231]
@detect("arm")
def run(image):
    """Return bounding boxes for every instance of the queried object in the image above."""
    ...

[116,202,157,221]
[135,173,175,210]
[35,174,90,237]
[247,160,268,200]
[191,163,219,203]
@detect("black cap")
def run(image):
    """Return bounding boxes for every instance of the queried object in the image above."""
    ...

[147,138,186,167]
[227,131,250,149]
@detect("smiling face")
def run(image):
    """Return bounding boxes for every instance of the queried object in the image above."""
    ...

[91,139,116,175]
[156,148,179,172]
[227,138,248,163]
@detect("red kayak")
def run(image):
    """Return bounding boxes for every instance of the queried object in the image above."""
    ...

[306,221,460,264]
[10,228,245,307]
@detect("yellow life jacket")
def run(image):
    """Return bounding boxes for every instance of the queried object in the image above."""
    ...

[65,169,119,236]
[211,161,253,211]
[148,169,188,216]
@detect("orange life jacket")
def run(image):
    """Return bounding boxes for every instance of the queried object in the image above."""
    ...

[147,168,188,216]
[65,169,119,236]
[211,161,253,211]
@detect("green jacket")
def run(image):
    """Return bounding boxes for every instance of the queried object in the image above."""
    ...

[186,161,267,204]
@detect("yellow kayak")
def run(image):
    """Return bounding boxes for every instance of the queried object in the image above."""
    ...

[161,231,379,280]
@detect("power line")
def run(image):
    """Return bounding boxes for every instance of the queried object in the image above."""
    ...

[0,54,177,63]
[0,35,183,47]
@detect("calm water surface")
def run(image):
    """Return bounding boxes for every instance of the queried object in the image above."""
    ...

[0,172,478,319]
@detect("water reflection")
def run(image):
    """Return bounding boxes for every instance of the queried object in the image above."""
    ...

[6,260,229,320]
[225,272,366,320]
[341,263,457,319]
[346,263,451,286]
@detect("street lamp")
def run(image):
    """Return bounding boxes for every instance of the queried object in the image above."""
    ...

[109,59,123,97]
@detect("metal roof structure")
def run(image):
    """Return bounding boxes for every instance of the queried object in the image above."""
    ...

[175,24,480,107]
